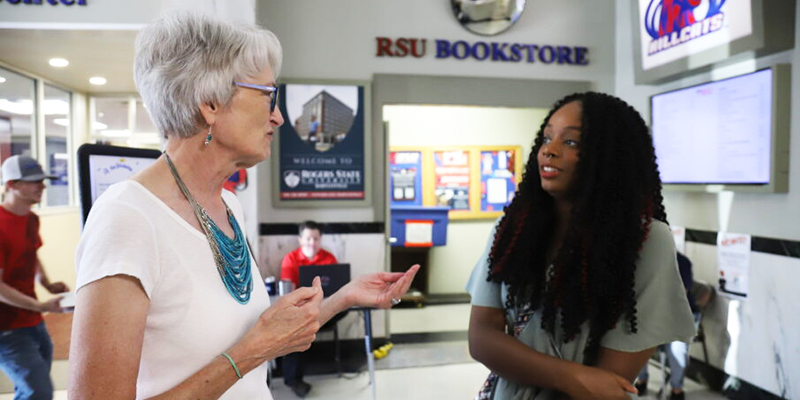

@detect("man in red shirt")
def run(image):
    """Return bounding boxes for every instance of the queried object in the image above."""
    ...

[279,220,337,398]
[0,155,69,400]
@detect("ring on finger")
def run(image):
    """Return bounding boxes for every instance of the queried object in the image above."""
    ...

[391,298,401,306]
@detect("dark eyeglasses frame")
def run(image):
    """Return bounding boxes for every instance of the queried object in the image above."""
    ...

[233,82,279,114]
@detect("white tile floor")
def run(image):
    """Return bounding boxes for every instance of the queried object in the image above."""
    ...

[270,362,491,400]
[1,304,727,400]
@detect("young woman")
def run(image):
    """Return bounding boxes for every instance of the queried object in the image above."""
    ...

[467,92,696,400]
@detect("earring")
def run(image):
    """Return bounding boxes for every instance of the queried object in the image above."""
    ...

[204,125,213,146]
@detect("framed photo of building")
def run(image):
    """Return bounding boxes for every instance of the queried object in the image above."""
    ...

[272,80,371,207]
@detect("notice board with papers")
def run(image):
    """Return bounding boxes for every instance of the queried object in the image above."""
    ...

[390,145,522,220]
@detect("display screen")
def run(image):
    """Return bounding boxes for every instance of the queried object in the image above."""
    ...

[87,154,157,204]
[651,68,772,185]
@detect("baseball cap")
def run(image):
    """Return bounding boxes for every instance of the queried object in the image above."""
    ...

[1,155,57,185]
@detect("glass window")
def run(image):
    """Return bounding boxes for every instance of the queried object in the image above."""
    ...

[92,97,130,144]
[92,97,160,149]
[0,67,36,167]
[131,99,161,148]
[44,84,71,206]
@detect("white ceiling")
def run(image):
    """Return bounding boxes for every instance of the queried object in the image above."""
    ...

[0,28,139,94]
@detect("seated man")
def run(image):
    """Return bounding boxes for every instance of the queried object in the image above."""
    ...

[279,220,337,398]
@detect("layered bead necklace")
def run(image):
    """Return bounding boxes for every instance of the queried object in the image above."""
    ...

[164,152,252,304]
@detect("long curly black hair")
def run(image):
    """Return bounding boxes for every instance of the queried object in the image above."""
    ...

[487,92,668,364]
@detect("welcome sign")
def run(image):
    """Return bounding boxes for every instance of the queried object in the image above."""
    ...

[638,0,752,71]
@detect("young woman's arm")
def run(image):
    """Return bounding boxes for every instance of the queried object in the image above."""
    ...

[595,346,654,382]
[469,305,637,400]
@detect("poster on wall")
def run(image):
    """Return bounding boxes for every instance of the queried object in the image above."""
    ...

[277,83,366,201]
[716,232,751,298]
[433,150,470,211]
[389,151,423,207]
[480,150,517,212]
[670,226,686,253]
[638,0,752,71]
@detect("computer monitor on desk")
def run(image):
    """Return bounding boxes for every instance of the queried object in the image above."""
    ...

[298,264,350,298]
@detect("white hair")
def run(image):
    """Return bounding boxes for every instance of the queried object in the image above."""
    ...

[134,12,282,138]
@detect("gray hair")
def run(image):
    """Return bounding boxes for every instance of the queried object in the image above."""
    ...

[134,12,282,138]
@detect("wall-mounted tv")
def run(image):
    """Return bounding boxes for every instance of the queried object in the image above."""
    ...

[650,65,790,193]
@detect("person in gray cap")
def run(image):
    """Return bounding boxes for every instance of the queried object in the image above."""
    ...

[0,154,69,400]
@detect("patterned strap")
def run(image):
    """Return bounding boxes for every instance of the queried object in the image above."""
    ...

[475,303,535,400]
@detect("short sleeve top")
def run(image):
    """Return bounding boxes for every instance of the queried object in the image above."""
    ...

[75,181,273,400]
[466,218,696,400]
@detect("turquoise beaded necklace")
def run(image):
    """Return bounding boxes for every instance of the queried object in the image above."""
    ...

[164,152,252,304]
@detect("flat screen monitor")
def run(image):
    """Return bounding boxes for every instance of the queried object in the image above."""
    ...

[651,68,774,186]
[77,144,161,224]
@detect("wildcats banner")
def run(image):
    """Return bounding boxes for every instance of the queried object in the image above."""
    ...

[278,84,365,200]
[639,0,752,70]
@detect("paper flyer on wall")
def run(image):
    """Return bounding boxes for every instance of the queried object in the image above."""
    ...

[716,232,751,298]
[670,226,686,254]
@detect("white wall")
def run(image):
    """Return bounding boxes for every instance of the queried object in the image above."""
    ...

[385,105,549,294]
[257,0,616,92]
[615,0,800,397]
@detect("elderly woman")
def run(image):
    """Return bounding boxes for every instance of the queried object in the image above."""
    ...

[68,13,418,400]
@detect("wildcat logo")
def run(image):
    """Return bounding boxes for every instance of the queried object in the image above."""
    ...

[644,0,727,55]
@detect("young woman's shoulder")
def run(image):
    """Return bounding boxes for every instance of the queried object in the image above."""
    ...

[635,220,678,278]
[645,220,673,248]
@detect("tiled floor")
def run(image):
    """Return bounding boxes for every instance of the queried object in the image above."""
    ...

[1,304,727,400]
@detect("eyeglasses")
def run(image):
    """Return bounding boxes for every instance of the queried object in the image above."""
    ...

[233,82,279,114]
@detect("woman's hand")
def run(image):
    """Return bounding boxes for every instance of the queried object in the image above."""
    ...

[240,277,324,361]
[340,264,420,309]
[45,281,69,294]
[38,296,65,313]
[566,364,638,400]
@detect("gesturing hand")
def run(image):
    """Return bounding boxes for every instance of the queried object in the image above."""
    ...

[341,264,420,309]
[45,281,69,294]
[247,277,324,359]
[567,364,638,400]
[38,296,65,313]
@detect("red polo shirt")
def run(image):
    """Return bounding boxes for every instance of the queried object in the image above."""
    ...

[280,248,338,287]
[0,206,44,330]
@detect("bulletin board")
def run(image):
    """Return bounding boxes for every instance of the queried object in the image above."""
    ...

[389,150,423,207]
[390,146,523,220]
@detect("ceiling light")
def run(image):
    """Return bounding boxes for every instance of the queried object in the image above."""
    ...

[89,77,107,85]
[0,77,6,83]
[49,58,69,67]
